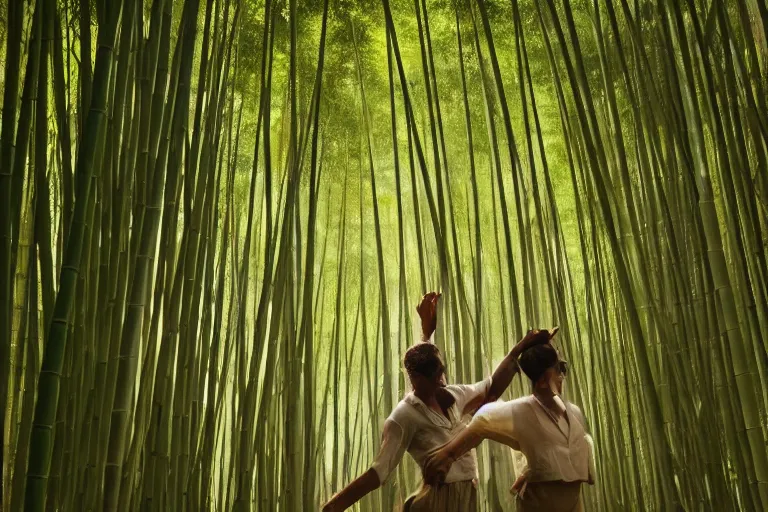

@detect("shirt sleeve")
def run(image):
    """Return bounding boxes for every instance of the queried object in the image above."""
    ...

[466,401,520,449]
[447,376,493,416]
[370,419,410,485]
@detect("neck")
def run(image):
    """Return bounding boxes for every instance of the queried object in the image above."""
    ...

[533,388,566,416]
[533,388,556,400]
[413,388,437,404]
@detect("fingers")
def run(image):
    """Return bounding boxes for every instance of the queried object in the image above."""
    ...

[530,326,558,339]
[417,292,434,311]
[420,291,441,303]
[416,292,441,315]
[524,328,558,342]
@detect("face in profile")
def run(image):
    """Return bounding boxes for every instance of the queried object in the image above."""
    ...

[536,345,568,395]
[539,358,568,395]
[423,355,447,390]
[434,357,447,388]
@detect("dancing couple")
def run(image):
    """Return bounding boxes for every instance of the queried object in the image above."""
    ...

[322,292,595,511]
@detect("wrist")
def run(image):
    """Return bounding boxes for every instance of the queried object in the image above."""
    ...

[421,321,436,340]
[447,443,460,463]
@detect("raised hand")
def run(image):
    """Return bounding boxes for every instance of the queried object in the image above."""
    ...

[513,327,558,356]
[416,291,441,319]
[416,292,441,341]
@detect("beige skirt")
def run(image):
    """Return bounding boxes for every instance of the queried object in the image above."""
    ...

[403,480,478,512]
[515,481,583,512]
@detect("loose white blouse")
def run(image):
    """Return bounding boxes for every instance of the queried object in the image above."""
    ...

[370,377,493,485]
[466,395,596,484]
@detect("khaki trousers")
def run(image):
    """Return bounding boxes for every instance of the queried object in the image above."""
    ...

[403,480,478,512]
[515,481,583,512]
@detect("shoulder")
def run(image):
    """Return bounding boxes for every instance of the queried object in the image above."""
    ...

[445,378,484,393]
[513,396,535,406]
[445,377,491,398]
[443,384,467,402]
[389,399,413,423]
[381,407,413,442]
[508,395,536,411]
[443,384,462,396]
[566,401,587,426]
[476,397,527,419]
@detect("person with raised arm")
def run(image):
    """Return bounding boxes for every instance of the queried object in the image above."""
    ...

[424,342,595,512]
[321,291,556,511]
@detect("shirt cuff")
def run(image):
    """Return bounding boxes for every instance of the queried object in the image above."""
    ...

[370,462,389,485]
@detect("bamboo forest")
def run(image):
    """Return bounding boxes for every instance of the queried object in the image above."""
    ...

[1,0,767,510]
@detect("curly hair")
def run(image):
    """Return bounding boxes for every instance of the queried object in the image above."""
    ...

[518,343,559,384]
[403,342,444,379]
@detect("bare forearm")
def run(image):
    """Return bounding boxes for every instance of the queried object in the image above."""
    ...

[487,349,521,402]
[444,430,484,463]
[421,318,436,341]
[323,468,380,511]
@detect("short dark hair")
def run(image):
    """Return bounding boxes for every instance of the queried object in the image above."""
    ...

[518,343,559,383]
[404,343,443,379]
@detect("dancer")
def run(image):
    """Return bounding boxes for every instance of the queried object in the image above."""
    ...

[321,292,555,511]
[424,342,595,512]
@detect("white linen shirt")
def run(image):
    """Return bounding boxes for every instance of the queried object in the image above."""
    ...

[370,377,492,485]
[466,395,595,484]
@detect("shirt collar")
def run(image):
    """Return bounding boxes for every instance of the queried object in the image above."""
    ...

[404,391,455,427]
[531,395,574,441]
[404,391,420,407]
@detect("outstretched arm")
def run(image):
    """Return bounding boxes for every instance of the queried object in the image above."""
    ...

[423,428,486,485]
[452,330,558,417]
[322,469,380,512]
[426,401,518,485]
[323,419,409,511]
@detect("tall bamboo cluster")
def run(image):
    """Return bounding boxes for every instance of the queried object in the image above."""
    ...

[1,0,766,511]
[1,0,247,509]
